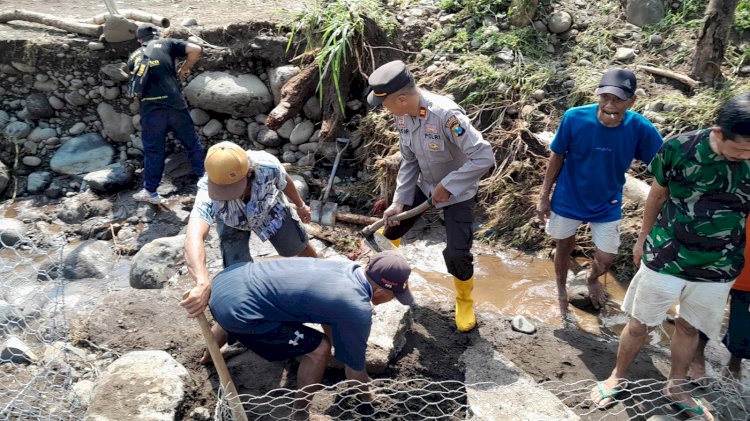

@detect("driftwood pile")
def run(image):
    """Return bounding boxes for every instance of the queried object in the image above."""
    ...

[0,5,169,42]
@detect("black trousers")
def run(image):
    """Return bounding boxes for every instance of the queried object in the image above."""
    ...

[383,189,475,280]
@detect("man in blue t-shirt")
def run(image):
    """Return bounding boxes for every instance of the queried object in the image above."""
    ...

[128,23,206,204]
[205,251,413,419]
[536,68,663,315]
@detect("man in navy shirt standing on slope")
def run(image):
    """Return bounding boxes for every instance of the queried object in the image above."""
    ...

[128,23,205,204]
[536,68,663,316]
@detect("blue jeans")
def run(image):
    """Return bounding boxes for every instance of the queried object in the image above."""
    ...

[140,106,205,192]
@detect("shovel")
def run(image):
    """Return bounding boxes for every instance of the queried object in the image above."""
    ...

[310,137,350,226]
[182,291,248,421]
[360,200,433,252]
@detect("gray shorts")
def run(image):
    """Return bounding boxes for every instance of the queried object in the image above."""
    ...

[218,206,308,268]
[268,206,309,256]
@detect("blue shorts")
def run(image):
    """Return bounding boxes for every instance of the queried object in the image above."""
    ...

[227,321,323,362]
[723,289,750,359]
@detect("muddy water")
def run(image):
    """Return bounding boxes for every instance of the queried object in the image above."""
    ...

[414,253,635,337]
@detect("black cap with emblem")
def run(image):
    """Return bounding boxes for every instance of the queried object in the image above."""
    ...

[595,68,637,100]
[136,23,160,42]
[367,60,414,107]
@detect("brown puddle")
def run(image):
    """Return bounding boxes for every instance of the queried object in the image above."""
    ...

[413,253,661,340]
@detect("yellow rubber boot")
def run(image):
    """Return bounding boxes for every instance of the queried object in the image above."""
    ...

[376,228,401,247]
[453,277,476,332]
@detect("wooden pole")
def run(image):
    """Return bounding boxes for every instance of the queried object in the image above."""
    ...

[0,9,102,37]
[182,291,248,421]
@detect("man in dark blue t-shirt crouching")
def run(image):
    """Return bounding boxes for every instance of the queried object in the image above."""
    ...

[536,68,663,316]
[128,23,205,204]
[205,251,413,419]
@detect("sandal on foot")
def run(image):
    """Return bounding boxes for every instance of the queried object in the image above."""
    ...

[591,381,623,408]
[668,397,714,420]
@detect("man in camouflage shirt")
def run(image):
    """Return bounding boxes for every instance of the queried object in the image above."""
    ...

[591,93,750,417]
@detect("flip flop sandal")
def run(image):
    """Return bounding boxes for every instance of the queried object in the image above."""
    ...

[593,381,623,409]
[669,397,714,420]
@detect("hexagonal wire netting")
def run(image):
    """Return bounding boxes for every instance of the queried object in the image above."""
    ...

[1,232,748,420]
[0,233,84,420]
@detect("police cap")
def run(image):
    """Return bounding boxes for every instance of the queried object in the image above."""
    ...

[367,60,414,107]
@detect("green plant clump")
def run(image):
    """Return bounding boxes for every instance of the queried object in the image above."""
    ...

[641,0,704,36]
[736,0,750,32]
[284,0,396,114]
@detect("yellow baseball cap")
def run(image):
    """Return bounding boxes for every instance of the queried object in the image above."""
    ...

[205,141,249,201]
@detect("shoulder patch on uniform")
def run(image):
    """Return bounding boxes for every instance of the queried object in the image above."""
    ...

[451,123,465,137]
[444,115,460,130]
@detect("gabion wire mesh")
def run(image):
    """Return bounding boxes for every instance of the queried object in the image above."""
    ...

[2,231,748,421]
[215,376,749,420]
[0,233,84,420]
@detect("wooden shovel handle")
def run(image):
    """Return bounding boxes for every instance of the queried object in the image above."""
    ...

[182,291,248,421]
[361,200,433,237]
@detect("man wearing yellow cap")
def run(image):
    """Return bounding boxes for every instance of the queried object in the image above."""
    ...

[181,141,317,360]
[367,60,495,332]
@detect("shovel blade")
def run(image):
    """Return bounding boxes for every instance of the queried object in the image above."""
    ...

[319,202,338,226]
[310,200,323,224]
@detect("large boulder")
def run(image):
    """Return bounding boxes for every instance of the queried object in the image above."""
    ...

[97,103,134,143]
[627,0,665,27]
[102,14,136,43]
[50,133,114,175]
[268,65,300,105]
[26,93,55,119]
[0,218,26,247]
[100,63,129,82]
[83,163,134,194]
[62,240,115,280]
[85,351,189,421]
[4,121,31,141]
[183,71,273,117]
[289,120,315,145]
[548,11,573,34]
[26,171,53,194]
[27,127,57,143]
[130,235,186,289]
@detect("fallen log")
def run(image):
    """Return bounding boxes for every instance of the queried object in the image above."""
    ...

[636,64,699,89]
[0,9,102,37]
[336,212,379,226]
[266,63,319,130]
[92,9,170,28]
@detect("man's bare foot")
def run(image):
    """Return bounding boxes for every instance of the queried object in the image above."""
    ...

[688,359,710,387]
[663,379,715,420]
[587,278,607,309]
[199,343,248,365]
[590,376,625,408]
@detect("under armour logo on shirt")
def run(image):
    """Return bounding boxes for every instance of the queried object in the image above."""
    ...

[288,330,304,346]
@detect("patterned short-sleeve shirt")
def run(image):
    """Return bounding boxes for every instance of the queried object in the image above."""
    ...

[643,129,750,282]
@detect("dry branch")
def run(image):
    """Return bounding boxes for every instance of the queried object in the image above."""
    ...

[92,9,170,28]
[637,65,699,88]
[0,9,102,37]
